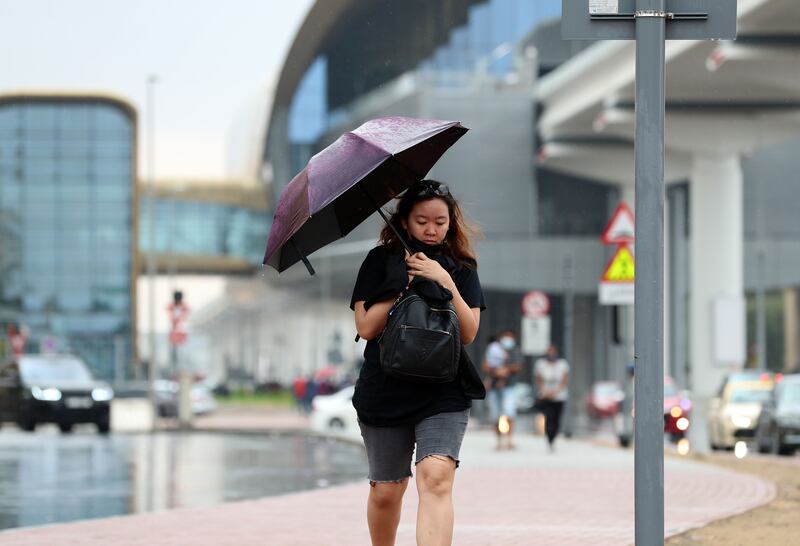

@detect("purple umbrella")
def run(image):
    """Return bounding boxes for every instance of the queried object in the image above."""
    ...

[263,116,468,275]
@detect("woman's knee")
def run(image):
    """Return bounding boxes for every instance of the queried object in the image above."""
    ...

[369,480,408,510]
[416,456,456,497]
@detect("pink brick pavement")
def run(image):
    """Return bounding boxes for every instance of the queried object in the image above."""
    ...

[0,423,775,546]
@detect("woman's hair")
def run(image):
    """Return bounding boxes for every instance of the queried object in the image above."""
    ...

[379,179,480,268]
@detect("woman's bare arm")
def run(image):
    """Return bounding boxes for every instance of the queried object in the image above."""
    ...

[353,299,395,341]
[447,285,481,344]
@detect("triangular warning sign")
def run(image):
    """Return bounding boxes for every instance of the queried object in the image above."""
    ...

[602,245,635,282]
[601,202,635,245]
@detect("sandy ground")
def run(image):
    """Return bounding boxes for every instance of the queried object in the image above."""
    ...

[666,453,799,545]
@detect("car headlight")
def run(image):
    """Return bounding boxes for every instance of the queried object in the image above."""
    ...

[730,414,752,428]
[32,386,62,401]
[92,387,114,402]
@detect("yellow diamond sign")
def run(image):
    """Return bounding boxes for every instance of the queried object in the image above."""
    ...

[602,245,634,282]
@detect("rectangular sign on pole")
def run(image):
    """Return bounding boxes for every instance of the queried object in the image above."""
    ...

[562,0,737,41]
[521,316,551,355]
[590,0,619,15]
[599,283,634,305]
[712,296,746,366]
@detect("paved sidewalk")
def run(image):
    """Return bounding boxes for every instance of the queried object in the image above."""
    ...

[0,416,776,545]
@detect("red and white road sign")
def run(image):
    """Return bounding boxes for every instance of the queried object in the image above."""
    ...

[169,330,187,346]
[521,290,550,318]
[167,302,190,346]
[601,202,635,245]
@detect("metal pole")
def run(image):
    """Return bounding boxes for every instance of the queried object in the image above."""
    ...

[756,246,766,370]
[562,252,575,435]
[634,1,665,544]
[146,75,159,429]
[755,179,767,370]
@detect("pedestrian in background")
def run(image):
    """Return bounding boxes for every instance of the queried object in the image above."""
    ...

[351,179,485,546]
[292,374,307,414]
[482,329,522,450]
[303,375,317,415]
[534,344,570,452]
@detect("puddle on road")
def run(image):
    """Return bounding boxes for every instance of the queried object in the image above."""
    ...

[0,429,366,530]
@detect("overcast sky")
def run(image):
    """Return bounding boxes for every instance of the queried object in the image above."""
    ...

[0,0,314,179]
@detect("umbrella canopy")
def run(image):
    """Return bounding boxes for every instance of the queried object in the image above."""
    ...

[314,364,338,382]
[263,116,468,275]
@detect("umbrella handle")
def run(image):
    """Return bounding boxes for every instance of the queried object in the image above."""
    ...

[358,183,413,255]
[290,237,316,276]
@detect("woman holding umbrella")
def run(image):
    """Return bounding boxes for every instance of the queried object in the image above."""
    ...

[350,179,485,546]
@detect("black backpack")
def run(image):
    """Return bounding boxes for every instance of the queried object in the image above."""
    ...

[379,290,461,383]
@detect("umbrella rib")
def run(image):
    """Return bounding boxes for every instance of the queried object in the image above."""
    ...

[357,182,412,254]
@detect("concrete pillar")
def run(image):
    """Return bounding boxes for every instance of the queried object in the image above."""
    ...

[668,186,689,388]
[785,287,799,372]
[689,154,744,397]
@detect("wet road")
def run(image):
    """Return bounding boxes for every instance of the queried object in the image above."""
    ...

[0,426,366,530]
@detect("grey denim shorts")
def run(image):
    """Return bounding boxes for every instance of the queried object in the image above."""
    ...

[358,409,470,484]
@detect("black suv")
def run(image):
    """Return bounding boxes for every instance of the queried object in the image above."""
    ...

[0,354,113,433]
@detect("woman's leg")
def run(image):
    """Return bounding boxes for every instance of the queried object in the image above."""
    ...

[359,421,416,546]
[415,455,457,546]
[413,409,470,546]
[542,401,557,445]
[502,386,518,449]
[368,479,409,546]
[486,389,502,448]
[543,400,565,446]
[550,401,564,442]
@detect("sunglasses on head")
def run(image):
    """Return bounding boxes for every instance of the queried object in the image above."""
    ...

[412,182,450,198]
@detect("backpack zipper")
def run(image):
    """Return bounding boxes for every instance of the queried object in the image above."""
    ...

[400,324,452,341]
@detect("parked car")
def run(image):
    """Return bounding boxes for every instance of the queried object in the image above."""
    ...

[755,373,800,456]
[708,371,776,450]
[309,386,358,434]
[0,354,113,433]
[154,379,217,417]
[585,380,624,420]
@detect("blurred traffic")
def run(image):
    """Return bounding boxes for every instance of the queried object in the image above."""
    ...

[0,353,113,434]
[709,371,777,451]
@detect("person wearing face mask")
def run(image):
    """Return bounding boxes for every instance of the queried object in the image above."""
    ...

[482,329,522,450]
[534,344,570,452]
[351,179,486,546]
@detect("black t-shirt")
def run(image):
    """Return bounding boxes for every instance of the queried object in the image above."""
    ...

[350,245,486,426]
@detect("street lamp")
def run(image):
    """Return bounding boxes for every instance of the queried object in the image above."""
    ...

[146,74,159,428]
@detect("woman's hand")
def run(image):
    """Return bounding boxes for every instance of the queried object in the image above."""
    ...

[405,252,453,289]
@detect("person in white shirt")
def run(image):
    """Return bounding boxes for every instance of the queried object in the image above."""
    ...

[534,344,570,452]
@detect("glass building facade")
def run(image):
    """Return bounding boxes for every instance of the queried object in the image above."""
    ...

[286,0,562,177]
[138,183,269,269]
[0,96,136,380]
